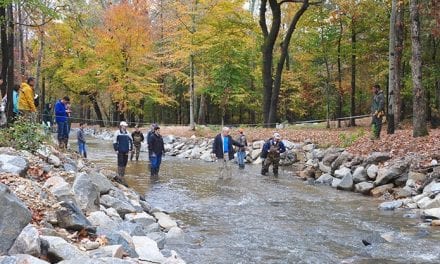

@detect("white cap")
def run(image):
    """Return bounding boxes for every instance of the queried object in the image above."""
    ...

[120,121,128,127]
[274,132,281,139]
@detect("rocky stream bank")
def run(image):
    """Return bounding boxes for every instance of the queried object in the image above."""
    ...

[0,143,186,264]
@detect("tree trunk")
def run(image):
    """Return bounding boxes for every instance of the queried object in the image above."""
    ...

[350,18,356,127]
[189,53,195,130]
[0,6,8,98]
[394,0,404,127]
[337,19,343,128]
[89,93,105,127]
[268,0,309,126]
[410,0,428,137]
[5,4,14,122]
[197,93,206,125]
[18,1,25,76]
[36,30,45,120]
[387,0,397,134]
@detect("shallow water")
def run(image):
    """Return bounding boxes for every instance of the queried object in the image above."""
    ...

[81,136,440,264]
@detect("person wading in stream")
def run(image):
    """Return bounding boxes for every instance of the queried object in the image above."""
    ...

[211,127,244,179]
[131,125,144,161]
[113,121,132,186]
[235,128,248,169]
[148,126,165,177]
[261,132,286,177]
[371,84,385,139]
[54,96,71,149]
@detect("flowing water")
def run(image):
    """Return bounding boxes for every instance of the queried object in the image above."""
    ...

[81,137,440,264]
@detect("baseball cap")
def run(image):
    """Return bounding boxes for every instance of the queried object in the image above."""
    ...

[120,121,128,127]
[274,133,281,139]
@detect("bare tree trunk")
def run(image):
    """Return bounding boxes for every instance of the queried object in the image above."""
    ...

[387,0,397,134]
[394,0,404,127]
[36,30,45,120]
[337,19,343,128]
[89,93,105,127]
[197,93,206,125]
[410,0,428,137]
[18,1,25,77]
[5,4,14,122]
[189,53,195,130]
[350,17,356,127]
[0,6,8,97]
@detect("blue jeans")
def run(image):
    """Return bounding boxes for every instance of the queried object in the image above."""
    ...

[57,121,69,141]
[150,153,162,171]
[78,142,87,157]
[237,151,246,167]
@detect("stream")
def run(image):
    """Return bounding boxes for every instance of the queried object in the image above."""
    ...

[80,136,440,264]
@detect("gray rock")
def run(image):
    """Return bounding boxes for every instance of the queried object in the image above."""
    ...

[367,164,379,180]
[200,151,214,162]
[331,151,352,171]
[87,211,116,228]
[423,181,440,194]
[334,167,351,179]
[88,172,114,195]
[371,183,394,197]
[96,229,137,258]
[96,258,135,264]
[163,251,186,264]
[0,254,49,264]
[147,232,166,249]
[132,236,165,263]
[8,224,41,256]
[252,140,265,150]
[89,245,124,259]
[364,152,391,165]
[43,176,73,202]
[163,135,176,144]
[337,173,354,191]
[374,161,409,186]
[331,178,342,188]
[166,227,185,245]
[153,212,177,231]
[124,212,156,226]
[417,196,440,209]
[354,182,374,195]
[423,208,440,219]
[48,154,61,167]
[72,173,100,213]
[144,223,161,233]
[322,153,340,167]
[302,143,315,152]
[318,162,331,173]
[83,241,100,251]
[394,187,413,199]
[63,163,77,173]
[378,200,403,211]
[0,154,29,176]
[408,171,427,183]
[40,236,87,260]
[393,173,408,187]
[100,194,137,218]
[315,173,333,185]
[56,201,93,232]
[0,184,32,255]
[353,166,368,183]
[139,201,152,214]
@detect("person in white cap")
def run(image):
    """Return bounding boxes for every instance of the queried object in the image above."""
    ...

[211,127,244,179]
[113,121,133,186]
[260,132,286,176]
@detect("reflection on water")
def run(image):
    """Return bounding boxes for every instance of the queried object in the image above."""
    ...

[81,136,440,264]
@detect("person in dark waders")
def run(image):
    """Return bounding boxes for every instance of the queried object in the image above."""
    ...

[236,128,248,169]
[131,125,144,161]
[113,121,132,186]
[371,84,385,139]
[261,132,286,177]
[211,127,244,179]
[148,126,165,177]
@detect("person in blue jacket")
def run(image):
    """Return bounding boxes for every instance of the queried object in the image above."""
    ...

[211,127,243,179]
[148,126,165,177]
[113,121,133,186]
[260,132,286,176]
[54,96,71,149]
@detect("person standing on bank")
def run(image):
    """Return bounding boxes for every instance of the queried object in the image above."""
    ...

[113,121,132,186]
[131,125,144,161]
[211,127,244,179]
[77,122,87,158]
[236,128,248,169]
[54,96,71,149]
[18,77,37,120]
[261,133,286,176]
[148,126,165,177]
[371,84,385,139]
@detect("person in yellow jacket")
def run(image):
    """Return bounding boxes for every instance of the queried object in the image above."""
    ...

[18,77,37,120]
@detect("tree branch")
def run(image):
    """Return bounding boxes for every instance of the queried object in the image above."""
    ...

[279,0,321,5]
[259,0,269,37]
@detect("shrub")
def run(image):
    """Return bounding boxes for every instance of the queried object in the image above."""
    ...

[0,118,48,152]
[338,128,365,148]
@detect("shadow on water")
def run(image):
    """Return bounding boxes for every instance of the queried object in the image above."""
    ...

[81,136,440,264]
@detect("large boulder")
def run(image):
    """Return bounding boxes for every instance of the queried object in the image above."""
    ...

[252,140,265,150]
[364,152,391,165]
[318,162,331,173]
[8,224,41,256]
[337,173,354,191]
[132,236,165,263]
[0,255,49,264]
[0,154,29,176]
[354,182,374,195]
[331,152,353,171]
[43,176,73,202]
[393,173,408,187]
[88,172,114,195]
[200,151,214,162]
[417,196,440,209]
[378,200,403,211]
[0,184,32,255]
[423,181,440,195]
[423,208,440,219]
[370,183,394,197]
[315,173,334,185]
[331,178,342,188]
[56,201,93,232]
[40,236,87,261]
[322,153,340,167]
[166,227,185,245]
[96,229,137,258]
[408,171,427,183]
[87,211,117,229]
[374,161,409,186]
[72,173,100,213]
[124,212,156,226]
[334,167,351,179]
[163,135,176,144]
[352,166,368,183]
[366,164,379,180]
[147,232,166,250]
[48,154,61,167]
[100,194,137,218]
[89,245,125,259]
